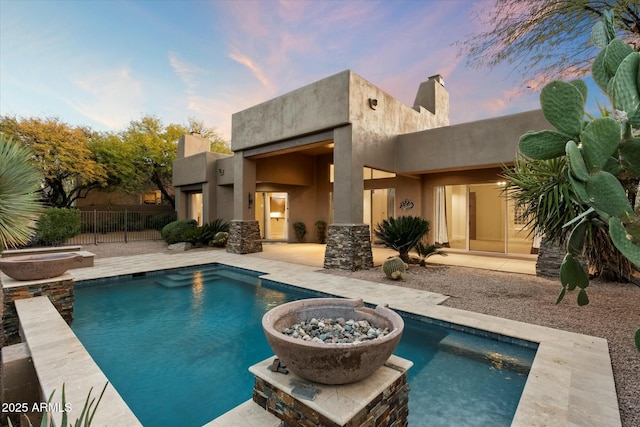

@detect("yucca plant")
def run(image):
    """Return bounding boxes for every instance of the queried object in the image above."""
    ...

[0,134,43,252]
[373,216,430,263]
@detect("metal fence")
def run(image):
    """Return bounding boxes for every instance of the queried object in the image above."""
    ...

[67,210,176,245]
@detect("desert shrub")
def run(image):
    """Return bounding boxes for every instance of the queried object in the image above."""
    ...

[145,212,177,231]
[36,208,81,246]
[161,219,198,244]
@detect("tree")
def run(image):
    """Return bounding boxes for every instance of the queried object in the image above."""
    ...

[458,0,639,87]
[119,116,186,208]
[187,117,232,154]
[0,135,44,250]
[0,116,108,208]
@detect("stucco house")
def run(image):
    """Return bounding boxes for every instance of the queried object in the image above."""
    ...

[173,70,550,270]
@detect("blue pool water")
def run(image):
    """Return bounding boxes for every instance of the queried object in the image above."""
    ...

[73,265,536,427]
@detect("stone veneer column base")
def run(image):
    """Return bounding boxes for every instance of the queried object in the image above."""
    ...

[226,220,263,254]
[324,224,373,270]
[250,355,411,427]
[1,274,74,346]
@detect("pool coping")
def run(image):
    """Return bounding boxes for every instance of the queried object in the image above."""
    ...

[11,249,620,426]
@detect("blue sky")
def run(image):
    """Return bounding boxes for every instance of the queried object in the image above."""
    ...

[0,0,606,141]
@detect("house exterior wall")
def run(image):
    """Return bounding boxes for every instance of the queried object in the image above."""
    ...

[231,71,351,151]
[396,110,549,174]
[172,69,550,266]
[173,134,232,224]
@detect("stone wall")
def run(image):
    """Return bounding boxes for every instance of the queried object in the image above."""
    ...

[226,220,263,254]
[253,374,409,427]
[324,225,373,270]
[1,276,74,346]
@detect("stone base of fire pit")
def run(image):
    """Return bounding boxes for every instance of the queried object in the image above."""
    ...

[250,354,412,427]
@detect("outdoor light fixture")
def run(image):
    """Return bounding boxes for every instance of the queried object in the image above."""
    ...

[369,98,378,110]
[248,192,254,209]
[219,168,224,176]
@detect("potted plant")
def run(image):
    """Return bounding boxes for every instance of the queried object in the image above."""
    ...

[315,220,327,244]
[292,221,307,242]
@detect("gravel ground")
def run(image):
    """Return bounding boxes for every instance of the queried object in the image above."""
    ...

[87,241,639,427]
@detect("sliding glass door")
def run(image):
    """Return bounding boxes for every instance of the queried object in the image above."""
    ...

[435,184,533,254]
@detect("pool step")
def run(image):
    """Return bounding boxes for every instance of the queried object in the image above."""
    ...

[438,334,535,373]
[155,268,262,288]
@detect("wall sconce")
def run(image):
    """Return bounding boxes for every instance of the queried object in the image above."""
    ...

[368,98,378,110]
[218,168,224,176]
[248,192,254,209]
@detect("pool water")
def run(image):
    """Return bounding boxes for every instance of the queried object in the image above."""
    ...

[73,265,536,427]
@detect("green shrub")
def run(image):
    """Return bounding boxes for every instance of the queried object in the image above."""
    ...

[36,208,81,246]
[161,219,198,244]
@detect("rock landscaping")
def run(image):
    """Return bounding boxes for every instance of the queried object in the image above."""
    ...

[282,317,390,344]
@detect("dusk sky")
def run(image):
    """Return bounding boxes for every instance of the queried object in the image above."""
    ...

[0,0,606,141]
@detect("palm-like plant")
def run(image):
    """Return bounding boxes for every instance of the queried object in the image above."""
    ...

[414,241,448,267]
[502,155,583,244]
[0,135,43,251]
[502,154,634,281]
[373,216,430,263]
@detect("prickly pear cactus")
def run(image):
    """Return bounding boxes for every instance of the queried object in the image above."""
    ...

[382,257,408,280]
[518,10,640,350]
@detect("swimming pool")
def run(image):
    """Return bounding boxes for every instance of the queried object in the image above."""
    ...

[73,264,537,427]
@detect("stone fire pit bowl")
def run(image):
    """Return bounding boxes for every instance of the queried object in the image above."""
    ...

[262,298,404,385]
[0,253,83,281]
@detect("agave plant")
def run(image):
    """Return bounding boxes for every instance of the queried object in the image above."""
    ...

[0,134,43,251]
[373,216,430,263]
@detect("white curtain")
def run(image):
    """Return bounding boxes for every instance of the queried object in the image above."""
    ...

[434,186,449,245]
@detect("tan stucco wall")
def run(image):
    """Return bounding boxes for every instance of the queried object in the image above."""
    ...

[231,71,351,151]
[256,153,315,186]
[396,110,549,174]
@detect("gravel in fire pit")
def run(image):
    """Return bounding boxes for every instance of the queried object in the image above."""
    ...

[282,317,390,344]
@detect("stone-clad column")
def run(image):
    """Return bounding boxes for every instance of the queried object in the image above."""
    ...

[1,274,74,346]
[323,125,372,270]
[324,225,373,270]
[227,153,263,254]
